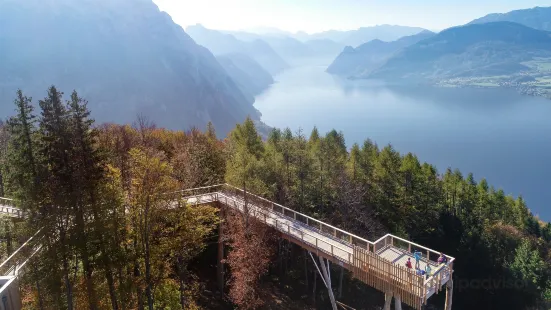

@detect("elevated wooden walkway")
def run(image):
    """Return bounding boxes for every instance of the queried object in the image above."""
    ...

[0,197,24,218]
[173,184,455,310]
[0,183,455,310]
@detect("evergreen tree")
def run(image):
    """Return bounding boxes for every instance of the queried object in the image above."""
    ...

[226,117,266,196]
[5,90,40,207]
[38,86,76,309]
[0,121,10,197]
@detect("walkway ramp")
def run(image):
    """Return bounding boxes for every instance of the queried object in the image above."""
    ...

[176,184,455,310]
[0,198,23,218]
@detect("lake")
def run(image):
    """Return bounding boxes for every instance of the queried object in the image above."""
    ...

[254,65,551,221]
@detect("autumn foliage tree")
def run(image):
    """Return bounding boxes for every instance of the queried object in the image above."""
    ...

[224,209,277,309]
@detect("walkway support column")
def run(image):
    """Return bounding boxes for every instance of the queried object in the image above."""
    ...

[394,294,402,310]
[338,264,344,299]
[384,291,392,310]
[217,205,225,293]
[318,256,337,310]
[444,279,453,310]
[309,252,337,310]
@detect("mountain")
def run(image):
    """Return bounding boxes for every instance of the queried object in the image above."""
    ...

[0,0,258,135]
[366,22,551,81]
[339,25,428,48]
[217,53,274,100]
[186,25,288,75]
[469,6,551,31]
[327,31,435,76]
[223,30,344,65]
[293,25,428,47]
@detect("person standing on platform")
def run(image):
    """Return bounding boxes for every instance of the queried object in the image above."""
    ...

[425,264,432,279]
[413,251,422,269]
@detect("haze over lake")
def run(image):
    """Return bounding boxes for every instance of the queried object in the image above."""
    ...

[255,65,551,220]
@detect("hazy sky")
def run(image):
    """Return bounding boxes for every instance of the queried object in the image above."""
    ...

[153,0,549,33]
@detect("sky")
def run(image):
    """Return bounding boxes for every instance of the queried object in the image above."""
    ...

[153,0,550,33]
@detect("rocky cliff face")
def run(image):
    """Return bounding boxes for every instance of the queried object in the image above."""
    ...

[0,0,258,135]
[217,53,274,100]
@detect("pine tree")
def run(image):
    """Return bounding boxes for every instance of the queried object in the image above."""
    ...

[67,90,104,310]
[226,117,266,196]
[206,121,217,140]
[38,86,75,309]
[0,121,10,197]
[5,90,40,208]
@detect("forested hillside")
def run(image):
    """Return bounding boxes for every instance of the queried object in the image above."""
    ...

[1,88,550,309]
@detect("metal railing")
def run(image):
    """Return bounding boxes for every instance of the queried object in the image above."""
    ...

[216,192,354,264]
[0,229,43,277]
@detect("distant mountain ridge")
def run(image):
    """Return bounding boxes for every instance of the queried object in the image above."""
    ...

[327,30,435,77]
[223,30,345,65]
[469,6,551,31]
[0,0,259,135]
[293,25,428,47]
[366,22,551,80]
[186,24,289,75]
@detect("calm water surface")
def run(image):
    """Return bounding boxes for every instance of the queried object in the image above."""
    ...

[254,65,551,220]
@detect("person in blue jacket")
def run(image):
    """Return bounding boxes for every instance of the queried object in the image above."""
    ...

[413,251,422,269]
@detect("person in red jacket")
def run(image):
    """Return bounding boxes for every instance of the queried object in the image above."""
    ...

[405,258,413,269]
